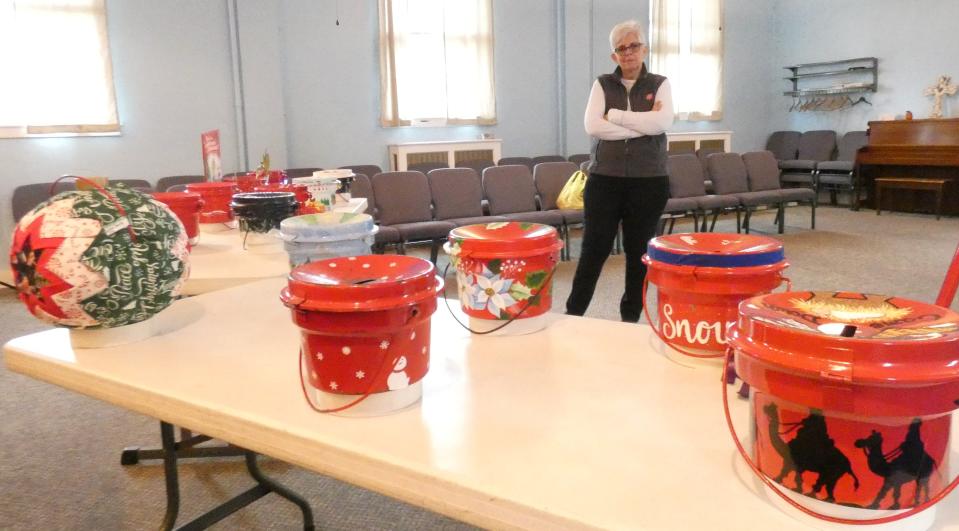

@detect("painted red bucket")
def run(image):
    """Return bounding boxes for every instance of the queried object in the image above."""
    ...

[642,233,788,357]
[185,181,237,224]
[444,222,563,335]
[727,291,959,525]
[280,255,443,415]
[152,191,203,246]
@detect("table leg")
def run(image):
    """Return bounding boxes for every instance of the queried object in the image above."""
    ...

[155,421,316,531]
[160,421,181,531]
[122,428,245,465]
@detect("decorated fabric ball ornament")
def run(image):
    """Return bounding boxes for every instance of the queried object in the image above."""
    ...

[9,184,190,329]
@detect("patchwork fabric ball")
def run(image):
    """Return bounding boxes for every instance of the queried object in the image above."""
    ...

[9,184,190,328]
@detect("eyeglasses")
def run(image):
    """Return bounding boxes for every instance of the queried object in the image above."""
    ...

[614,42,643,56]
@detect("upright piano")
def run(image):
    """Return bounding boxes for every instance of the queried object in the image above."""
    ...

[855,117,959,215]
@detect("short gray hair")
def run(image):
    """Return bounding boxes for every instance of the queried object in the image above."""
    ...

[609,20,645,51]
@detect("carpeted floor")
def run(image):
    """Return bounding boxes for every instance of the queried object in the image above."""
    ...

[1,205,957,530]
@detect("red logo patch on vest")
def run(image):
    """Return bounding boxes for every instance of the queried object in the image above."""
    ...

[645,93,654,101]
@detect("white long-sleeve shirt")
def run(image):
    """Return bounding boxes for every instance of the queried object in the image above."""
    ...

[583,78,674,140]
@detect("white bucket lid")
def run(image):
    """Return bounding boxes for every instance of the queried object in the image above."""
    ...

[280,212,378,243]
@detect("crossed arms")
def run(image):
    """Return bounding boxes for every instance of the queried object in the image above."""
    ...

[584,78,674,141]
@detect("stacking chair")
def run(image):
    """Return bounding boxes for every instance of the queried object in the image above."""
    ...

[371,171,454,262]
[11,180,77,222]
[482,165,564,233]
[667,154,740,232]
[743,151,816,231]
[428,168,506,228]
[348,174,375,217]
[765,131,801,162]
[407,161,448,174]
[708,153,784,234]
[817,131,868,207]
[339,165,383,180]
[696,148,723,193]
[497,157,535,172]
[531,155,566,166]
[568,153,590,166]
[455,159,495,175]
[284,167,322,178]
[156,175,204,192]
[351,173,401,253]
[532,161,582,260]
[779,130,837,190]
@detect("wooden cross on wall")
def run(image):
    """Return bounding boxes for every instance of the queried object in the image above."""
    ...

[925,75,957,118]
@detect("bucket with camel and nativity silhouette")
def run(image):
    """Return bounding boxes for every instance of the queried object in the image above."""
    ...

[642,233,789,358]
[725,290,959,528]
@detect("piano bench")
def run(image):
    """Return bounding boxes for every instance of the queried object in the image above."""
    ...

[875,177,948,220]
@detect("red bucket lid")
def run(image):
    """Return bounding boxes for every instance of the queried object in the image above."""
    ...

[448,222,562,258]
[152,191,202,206]
[646,233,785,268]
[731,291,959,386]
[280,255,442,312]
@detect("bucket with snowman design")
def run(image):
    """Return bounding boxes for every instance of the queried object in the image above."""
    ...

[280,255,443,416]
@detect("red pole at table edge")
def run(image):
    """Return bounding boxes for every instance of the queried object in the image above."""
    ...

[936,241,959,308]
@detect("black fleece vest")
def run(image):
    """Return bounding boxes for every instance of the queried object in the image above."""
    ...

[588,65,668,178]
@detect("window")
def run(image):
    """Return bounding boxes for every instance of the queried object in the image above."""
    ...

[0,0,119,137]
[378,0,496,127]
[649,0,723,121]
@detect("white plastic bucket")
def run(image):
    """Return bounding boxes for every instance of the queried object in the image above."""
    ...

[280,212,378,267]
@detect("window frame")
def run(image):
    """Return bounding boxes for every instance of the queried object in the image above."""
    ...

[0,0,121,139]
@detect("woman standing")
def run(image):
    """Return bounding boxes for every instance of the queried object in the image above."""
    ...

[565,19,673,322]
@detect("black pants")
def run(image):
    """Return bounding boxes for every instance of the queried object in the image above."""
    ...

[565,174,669,322]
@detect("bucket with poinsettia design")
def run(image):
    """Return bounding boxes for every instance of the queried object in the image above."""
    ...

[444,222,563,335]
[280,255,443,416]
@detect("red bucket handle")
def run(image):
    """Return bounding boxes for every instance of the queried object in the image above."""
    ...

[441,259,558,335]
[641,277,725,359]
[642,272,792,359]
[722,347,959,525]
[296,305,421,414]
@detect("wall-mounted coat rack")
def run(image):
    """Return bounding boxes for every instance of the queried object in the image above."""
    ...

[784,57,878,112]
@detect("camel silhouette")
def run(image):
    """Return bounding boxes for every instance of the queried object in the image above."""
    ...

[854,421,937,510]
[763,402,859,502]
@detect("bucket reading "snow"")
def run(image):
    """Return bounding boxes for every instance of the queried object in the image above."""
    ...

[642,233,788,357]
[280,255,443,416]
[728,291,959,526]
[445,222,563,335]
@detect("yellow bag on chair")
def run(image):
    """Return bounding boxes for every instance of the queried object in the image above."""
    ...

[556,170,587,210]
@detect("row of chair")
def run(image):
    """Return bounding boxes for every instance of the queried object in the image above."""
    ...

[349,164,584,262]
[664,151,816,234]
[766,130,868,205]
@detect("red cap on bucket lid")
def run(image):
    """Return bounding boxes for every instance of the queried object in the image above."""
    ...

[646,233,785,268]
[731,291,959,415]
[281,255,443,312]
[448,222,563,258]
